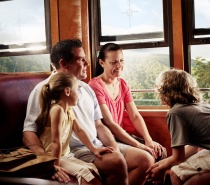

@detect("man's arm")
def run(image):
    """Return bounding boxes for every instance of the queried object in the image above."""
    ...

[23,131,44,154]
[95,119,119,151]
[23,131,44,155]
[22,82,45,154]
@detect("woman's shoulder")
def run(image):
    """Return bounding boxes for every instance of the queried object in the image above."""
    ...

[118,78,127,84]
[88,77,103,89]
[118,78,130,89]
[88,77,101,85]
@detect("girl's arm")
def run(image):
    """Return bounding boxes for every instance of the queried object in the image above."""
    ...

[73,118,113,159]
[50,105,64,166]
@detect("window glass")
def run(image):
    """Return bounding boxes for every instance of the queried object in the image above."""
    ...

[0,0,48,53]
[0,0,51,72]
[191,44,210,103]
[100,0,164,43]
[122,47,170,105]
[0,54,50,72]
[194,0,210,29]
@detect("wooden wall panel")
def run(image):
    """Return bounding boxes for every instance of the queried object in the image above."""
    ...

[50,0,91,82]
[172,0,184,70]
[50,0,59,47]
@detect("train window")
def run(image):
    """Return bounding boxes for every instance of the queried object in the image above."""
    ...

[90,0,172,107]
[183,0,210,103]
[0,0,51,72]
[99,0,164,44]
[194,0,210,34]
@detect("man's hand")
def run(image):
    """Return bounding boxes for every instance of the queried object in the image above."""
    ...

[52,165,76,183]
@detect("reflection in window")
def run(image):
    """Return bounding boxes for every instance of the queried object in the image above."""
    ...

[194,0,210,29]
[100,0,164,44]
[0,0,51,72]
[0,0,49,53]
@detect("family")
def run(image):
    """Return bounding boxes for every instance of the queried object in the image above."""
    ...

[22,39,210,185]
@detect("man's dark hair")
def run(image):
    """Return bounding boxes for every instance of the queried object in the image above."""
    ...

[50,39,82,70]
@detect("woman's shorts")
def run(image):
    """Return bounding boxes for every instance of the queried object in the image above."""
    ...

[171,149,210,182]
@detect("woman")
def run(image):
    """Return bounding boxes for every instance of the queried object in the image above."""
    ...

[88,43,166,160]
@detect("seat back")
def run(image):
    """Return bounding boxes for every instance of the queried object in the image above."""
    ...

[0,72,50,149]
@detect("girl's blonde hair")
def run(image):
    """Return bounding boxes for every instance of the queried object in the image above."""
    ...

[36,73,77,136]
[155,68,201,107]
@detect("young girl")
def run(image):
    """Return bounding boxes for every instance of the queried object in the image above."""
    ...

[146,68,210,185]
[36,72,113,185]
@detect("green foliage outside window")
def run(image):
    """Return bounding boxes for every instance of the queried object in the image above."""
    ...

[192,57,210,103]
[0,55,50,72]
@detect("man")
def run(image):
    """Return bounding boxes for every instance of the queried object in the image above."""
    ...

[23,39,154,185]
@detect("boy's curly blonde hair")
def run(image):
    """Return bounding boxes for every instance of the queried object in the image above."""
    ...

[155,68,202,107]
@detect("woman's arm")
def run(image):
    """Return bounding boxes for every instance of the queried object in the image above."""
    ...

[99,104,155,156]
[125,101,164,156]
[125,102,152,142]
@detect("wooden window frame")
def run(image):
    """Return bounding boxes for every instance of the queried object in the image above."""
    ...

[182,0,210,72]
[89,0,173,78]
[0,0,51,57]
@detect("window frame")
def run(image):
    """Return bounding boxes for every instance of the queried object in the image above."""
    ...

[89,0,173,78]
[0,0,51,57]
[182,0,210,72]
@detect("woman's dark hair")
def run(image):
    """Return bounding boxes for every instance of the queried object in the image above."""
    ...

[50,39,82,70]
[95,43,122,77]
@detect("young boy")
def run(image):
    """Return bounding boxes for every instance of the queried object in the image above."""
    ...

[146,68,210,185]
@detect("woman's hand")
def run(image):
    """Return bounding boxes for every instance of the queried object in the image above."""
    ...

[136,143,156,158]
[52,165,76,183]
[92,146,114,160]
[145,140,165,159]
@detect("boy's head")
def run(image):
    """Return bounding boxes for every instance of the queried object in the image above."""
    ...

[155,68,201,107]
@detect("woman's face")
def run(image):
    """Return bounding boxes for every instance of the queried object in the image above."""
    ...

[100,50,124,78]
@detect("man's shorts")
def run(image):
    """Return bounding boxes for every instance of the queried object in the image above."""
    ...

[171,149,210,182]
[71,142,130,163]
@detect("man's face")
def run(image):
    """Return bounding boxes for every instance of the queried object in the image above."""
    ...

[66,47,89,80]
